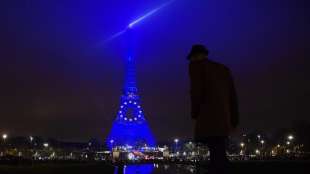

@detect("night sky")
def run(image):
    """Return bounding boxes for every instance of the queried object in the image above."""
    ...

[0,0,309,142]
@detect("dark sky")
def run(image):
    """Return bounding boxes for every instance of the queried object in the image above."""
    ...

[0,0,309,142]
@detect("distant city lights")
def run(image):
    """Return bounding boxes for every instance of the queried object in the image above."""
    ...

[128,153,135,160]
[0,133,306,162]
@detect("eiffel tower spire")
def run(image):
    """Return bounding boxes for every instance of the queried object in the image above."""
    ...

[123,29,138,95]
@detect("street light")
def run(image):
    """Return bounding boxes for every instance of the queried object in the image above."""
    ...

[260,140,265,156]
[260,140,265,147]
[110,139,114,149]
[257,134,261,139]
[2,134,8,145]
[260,140,265,145]
[43,143,49,148]
[174,139,179,145]
[240,142,246,157]
[255,149,260,155]
[2,134,7,140]
[174,138,179,152]
[29,136,34,142]
[288,135,294,141]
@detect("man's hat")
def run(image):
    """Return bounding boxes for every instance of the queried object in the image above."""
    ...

[187,44,209,60]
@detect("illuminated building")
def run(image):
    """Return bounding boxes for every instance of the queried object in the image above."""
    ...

[106,28,156,149]
[105,1,177,150]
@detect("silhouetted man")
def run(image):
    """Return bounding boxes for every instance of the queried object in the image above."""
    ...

[188,45,239,174]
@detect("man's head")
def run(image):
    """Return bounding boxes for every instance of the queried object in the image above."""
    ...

[187,44,209,61]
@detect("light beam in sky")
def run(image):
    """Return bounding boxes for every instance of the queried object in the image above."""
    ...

[102,30,126,44]
[102,0,175,44]
[128,0,175,28]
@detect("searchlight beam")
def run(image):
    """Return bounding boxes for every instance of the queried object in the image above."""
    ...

[103,0,175,43]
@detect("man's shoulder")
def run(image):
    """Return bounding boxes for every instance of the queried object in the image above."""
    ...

[207,59,231,72]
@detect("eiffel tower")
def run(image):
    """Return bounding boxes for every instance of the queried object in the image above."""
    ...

[105,0,175,149]
[106,29,156,149]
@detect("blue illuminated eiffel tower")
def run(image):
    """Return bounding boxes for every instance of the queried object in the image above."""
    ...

[106,29,156,149]
[105,0,175,150]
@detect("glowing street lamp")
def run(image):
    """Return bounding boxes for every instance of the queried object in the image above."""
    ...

[240,142,246,156]
[2,134,7,141]
[43,143,49,148]
[287,135,294,141]
[260,140,265,153]
[255,149,260,155]
[29,136,34,142]
[110,139,115,149]
[257,134,261,139]
[260,140,265,145]
[286,141,291,145]
[2,134,8,147]
[174,138,179,151]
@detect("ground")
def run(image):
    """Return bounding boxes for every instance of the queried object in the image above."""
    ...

[0,161,309,174]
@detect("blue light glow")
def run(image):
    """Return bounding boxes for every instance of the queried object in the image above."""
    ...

[120,164,154,174]
[103,0,175,43]
[102,30,126,44]
[105,0,175,150]
[106,28,156,150]
[128,0,175,28]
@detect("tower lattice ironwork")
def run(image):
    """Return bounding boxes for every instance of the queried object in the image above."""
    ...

[106,29,156,149]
